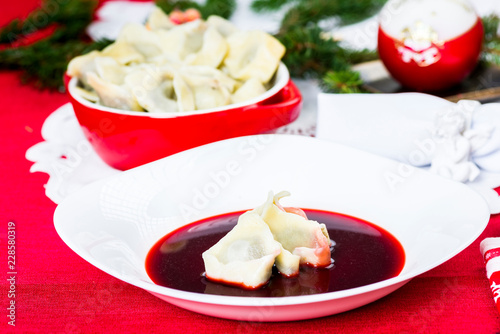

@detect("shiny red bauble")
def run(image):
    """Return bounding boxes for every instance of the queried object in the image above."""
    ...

[378,0,483,92]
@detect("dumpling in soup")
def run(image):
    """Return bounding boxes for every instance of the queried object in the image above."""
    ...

[254,191,332,272]
[202,211,282,289]
[202,191,333,289]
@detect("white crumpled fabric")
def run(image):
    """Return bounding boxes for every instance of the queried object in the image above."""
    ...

[317,93,500,213]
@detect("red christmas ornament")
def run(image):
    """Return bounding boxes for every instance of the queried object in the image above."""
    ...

[377,0,483,92]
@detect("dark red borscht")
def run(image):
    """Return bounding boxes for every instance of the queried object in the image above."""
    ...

[146,210,405,297]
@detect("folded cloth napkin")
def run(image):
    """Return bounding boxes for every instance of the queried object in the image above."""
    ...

[317,93,500,178]
[480,238,500,315]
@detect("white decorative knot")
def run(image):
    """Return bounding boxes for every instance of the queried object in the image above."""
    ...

[430,100,493,183]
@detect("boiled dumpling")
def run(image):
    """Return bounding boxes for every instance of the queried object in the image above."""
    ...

[158,20,206,61]
[172,74,195,112]
[173,66,235,111]
[118,23,164,60]
[202,191,333,289]
[73,86,99,103]
[202,211,282,289]
[87,72,143,111]
[173,19,206,56]
[231,78,266,104]
[101,39,145,65]
[275,244,300,277]
[181,73,232,110]
[206,15,239,37]
[154,20,207,64]
[94,57,130,85]
[68,12,284,112]
[125,68,178,113]
[67,50,100,87]
[223,31,285,83]
[146,6,174,30]
[181,66,237,92]
[184,26,228,68]
[254,191,332,273]
[156,29,190,63]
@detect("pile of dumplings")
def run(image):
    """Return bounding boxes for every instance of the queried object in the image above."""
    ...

[202,191,333,290]
[67,7,286,113]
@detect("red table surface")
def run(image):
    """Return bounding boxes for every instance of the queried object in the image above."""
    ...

[1,2,500,333]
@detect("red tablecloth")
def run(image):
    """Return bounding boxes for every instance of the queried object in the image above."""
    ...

[2,2,500,333]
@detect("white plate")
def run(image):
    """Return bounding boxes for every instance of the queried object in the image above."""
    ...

[53,134,490,321]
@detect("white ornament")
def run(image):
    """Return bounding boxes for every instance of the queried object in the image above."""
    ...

[430,100,492,183]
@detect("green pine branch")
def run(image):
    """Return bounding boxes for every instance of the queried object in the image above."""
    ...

[0,0,98,45]
[256,0,387,32]
[0,38,111,90]
[0,0,106,90]
[481,15,500,66]
[338,48,379,65]
[321,70,365,93]
[251,0,292,13]
[277,25,350,78]
[155,0,236,19]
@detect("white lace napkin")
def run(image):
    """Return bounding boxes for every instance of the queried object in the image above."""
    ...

[316,93,500,213]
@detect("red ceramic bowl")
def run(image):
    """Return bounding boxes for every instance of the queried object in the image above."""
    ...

[67,63,302,170]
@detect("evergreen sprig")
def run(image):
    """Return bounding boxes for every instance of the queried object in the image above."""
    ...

[0,38,111,90]
[277,25,378,92]
[0,0,108,90]
[481,15,500,66]
[155,0,236,19]
[251,0,289,13]
[277,25,350,78]
[322,70,365,93]
[251,0,387,31]
[0,0,98,45]
[338,48,379,65]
